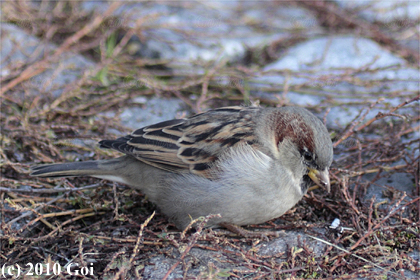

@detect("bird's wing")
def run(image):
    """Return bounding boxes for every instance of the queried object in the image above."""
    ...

[99,106,260,177]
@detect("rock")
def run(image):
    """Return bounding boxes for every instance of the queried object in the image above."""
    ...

[118,97,185,131]
[254,35,419,128]
[1,24,93,98]
[81,1,321,66]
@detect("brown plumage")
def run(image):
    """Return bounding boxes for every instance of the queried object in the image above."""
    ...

[31,106,333,234]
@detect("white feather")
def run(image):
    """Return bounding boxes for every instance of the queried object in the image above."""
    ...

[93,175,129,185]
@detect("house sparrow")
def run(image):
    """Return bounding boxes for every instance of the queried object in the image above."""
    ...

[31,106,333,235]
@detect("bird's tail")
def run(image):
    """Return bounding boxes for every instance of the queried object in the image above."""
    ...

[30,156,155,187]
[30,157,131,178]
[30,161,104,178]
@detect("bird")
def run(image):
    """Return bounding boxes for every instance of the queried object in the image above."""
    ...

[31,106,333,236]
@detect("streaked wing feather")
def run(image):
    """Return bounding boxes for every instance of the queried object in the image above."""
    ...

[99,106,261,177]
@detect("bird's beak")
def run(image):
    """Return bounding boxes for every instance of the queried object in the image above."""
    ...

[308,168,330,193]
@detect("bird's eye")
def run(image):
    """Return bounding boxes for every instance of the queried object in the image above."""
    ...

[303,151,313,162]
